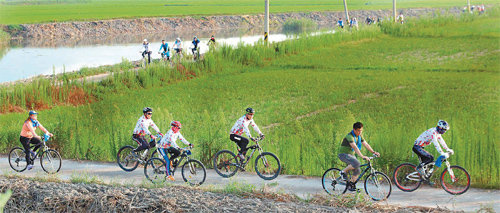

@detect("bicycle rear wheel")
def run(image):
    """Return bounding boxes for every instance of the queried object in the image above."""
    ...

[441,165,470,195]
[9,147,27,172]
[255,152,281,180]
[213,150,239,178]
[181,159,206,186]
[364,171,392,201]
[393,163,422,192]
[40,149,62,174]
[321,168,347,195]
[144,157,167,184]
[117,146,139,172]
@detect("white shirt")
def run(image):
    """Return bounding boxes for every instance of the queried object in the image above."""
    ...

[132,115,160,135]
[414,127,450,155]
[230,115,262,138]
[159,129,190,148]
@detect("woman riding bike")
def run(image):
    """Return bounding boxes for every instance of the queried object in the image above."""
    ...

[172,38,183,59]
[19,110,54,170]
[158,121,193,181]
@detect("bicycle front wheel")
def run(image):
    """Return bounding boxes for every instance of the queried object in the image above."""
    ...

[181,159,206,186]
[364,171,392,201]
[9,147,27,172]
[441,165,470,195]
[117,146,139,172]
[213,150,239,178]
[144,157,167,184]
[255,152,281,180]
[322,168,347,195]
[40,149,62,174]
[393,163,422,192]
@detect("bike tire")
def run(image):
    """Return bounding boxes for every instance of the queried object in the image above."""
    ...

[393,163,422,192]
[181,159,206,186]
[144,157,167,184]
[321,167,347,195]
[441,165,470,195]
[364,171,392,201]
[213,150,239,178]
[117,145,139,172]
[254,152,281,180]
[40,149,62,174]
[9,147,28,172]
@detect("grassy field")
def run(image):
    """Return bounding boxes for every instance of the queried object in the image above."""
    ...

[0,10,498,188]
[0,0,499,24]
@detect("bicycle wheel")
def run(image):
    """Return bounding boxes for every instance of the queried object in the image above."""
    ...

[9,147,27,172]
[181,159,206,186]
[322,168,347,195]
[213,150,239,178]
[393,163,422,192]
[364,171,392,201]
[255,152,281,180]
[441,165,470,195]
[117,146,139,172]
[144,157,167,184]
[40,149,62,174]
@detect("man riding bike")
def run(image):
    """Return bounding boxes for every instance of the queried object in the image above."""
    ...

[132,107,162,153]
[158,121,193,181]
[338,122,380,191]
[229,108,264,162]
[191,36,200,56]
[158,40,170,61]
[173,38,183,58]
[20,110,54,170]
[413,120,454,182]
[140,39,152,64]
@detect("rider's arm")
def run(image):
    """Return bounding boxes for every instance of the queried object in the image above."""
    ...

[150,120,161,134]
[26,121,39,138]
[250,120,263,136]
[177,133,190,146]
[349,142,367,159]
[141,119,153,136]
[432,135,446,155]
[38,122,49,135]
[437,135,450,152]
[361,141,376,154]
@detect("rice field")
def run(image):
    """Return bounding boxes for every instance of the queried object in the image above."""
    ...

[0,10,498,188]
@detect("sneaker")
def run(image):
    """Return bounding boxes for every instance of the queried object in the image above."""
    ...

[167,175,175,181]
[347,182,358,192]
[425,179,435,186]
[27,164,34,170]
[172,159,178,168]
[340,171,348,181]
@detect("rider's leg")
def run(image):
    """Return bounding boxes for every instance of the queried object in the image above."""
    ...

[147,51,151,64]
[338,153,361,183]
[230,134,249,156]
[30,137,43,153]
[20,136,32,165]
[132,134,149,152]
[413,145,434,168]
[167,147,181,163]
[158,148,171,176]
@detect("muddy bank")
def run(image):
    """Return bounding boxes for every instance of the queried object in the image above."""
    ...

[4,7,462,45]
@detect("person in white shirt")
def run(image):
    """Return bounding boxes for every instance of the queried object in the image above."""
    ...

[229,107,264,161]
[132,107,162,152]
[158,121,192,181]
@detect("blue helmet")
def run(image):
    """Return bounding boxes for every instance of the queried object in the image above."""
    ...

[29,110,38,115]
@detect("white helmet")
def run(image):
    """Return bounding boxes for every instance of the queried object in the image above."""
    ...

[437,120,450,130]
[143,39,147,42]
[176,37,181,41]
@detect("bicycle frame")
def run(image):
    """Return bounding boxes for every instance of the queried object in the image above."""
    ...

[236,139,265,169]
[351,159,376,184]
[405,151,454,182]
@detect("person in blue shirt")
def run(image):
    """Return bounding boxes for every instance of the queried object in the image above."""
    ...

[337,18,344,29]
[158,40,170,61]
[191,36,200,56]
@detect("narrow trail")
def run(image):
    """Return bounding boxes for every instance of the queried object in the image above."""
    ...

[263,86,407,129]
[0,157,497,212]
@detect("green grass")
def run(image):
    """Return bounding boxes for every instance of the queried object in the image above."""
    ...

[1,0,499,24]
[0,10,498,188]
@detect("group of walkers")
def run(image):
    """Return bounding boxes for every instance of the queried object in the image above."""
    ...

[18,106,454,192]
[140,35,217,64]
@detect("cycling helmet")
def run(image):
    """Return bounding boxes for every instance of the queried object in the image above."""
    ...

[29,110,38,115]
[143,107,153,114]
[171,120,182,129]
[194,36,197,39]
[176,37,181,41]
[245,107,255,114]
[437,120,449,134]
[143,39,147,42]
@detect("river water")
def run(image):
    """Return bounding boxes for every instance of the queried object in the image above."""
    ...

[0,26,333,83]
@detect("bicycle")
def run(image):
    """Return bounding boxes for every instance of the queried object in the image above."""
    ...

[144,147,206,186]
[213,136,281,180]
[140,50,152,67]
[9,134,62,174]
[172,48,183,62]
[393,151,470,195]
[322,155,392,201]
[191,46,200,61]
[116,134,160,172]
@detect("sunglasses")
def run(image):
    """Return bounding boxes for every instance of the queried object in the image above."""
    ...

[247,113,254,116]
[146,113,153,115]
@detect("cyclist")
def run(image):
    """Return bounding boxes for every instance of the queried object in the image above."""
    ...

[132,107,162,153]
[20,110,54,170]
[173,37,183,59]
[229,108,264,162]
[413,120,454,180]
[338,122,380,191]
[337,18,344,29]
[208,35,216,45]
[158,40,170,61]
[397,13,404,24]
[140,39,152,64]
[191,36,200,56]
[158,121,193,181]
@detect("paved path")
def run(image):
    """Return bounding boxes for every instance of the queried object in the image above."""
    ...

[0,157,498,212]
